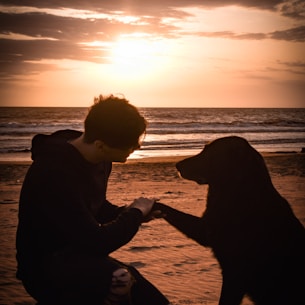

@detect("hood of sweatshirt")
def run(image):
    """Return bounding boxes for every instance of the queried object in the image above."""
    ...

[30,129,112,191]
[31,129,83,163]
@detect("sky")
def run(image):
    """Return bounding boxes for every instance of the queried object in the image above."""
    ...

[0,0,304,108]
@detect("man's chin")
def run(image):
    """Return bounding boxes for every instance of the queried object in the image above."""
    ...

[114,157,128,163]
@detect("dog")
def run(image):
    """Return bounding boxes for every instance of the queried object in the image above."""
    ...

[155,136,305,305]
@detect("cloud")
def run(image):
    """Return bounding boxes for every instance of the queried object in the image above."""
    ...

[276,60,305,75]
[278,60,305,68]
[0,12,109,42]
[191,26,305,42]
[195,31,267,40]
[0,0,303,18]
[0,0,304,80]
[279,0,305,19]
[270,25,305,42]
[0,58,58,80]
[0,10,178,79]
[1,0,282,11]
[0,0,192,20]
[0,11,177,42]
[0,33,109,62]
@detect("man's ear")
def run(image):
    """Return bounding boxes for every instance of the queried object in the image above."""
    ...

[94,140,105,151]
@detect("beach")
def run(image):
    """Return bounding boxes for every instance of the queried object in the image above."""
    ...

[0,153,304,305]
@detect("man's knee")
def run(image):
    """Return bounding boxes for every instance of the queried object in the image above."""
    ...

[110,268,135,296]
[102,268,135,304]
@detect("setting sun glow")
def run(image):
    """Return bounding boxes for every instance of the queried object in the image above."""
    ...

[109,36,169,79]
[1,2,304,107]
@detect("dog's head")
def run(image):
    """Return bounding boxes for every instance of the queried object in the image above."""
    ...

[176,136,271,188]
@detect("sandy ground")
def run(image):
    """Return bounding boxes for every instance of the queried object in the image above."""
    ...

[0,153,304,305]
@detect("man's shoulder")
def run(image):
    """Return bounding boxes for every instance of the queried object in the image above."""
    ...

[51,129,82,140]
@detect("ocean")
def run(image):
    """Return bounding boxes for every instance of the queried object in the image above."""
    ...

[0,107,305,162]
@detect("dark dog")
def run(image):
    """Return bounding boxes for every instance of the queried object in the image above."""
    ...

[155,136,305,305]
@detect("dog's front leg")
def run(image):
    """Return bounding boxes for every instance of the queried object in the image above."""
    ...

[154,202,209,246]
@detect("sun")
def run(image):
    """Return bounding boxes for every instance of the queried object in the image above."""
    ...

[109,35,169,79]
[113,37,151,62]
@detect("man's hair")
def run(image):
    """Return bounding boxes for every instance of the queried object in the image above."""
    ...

[84,94,147,149]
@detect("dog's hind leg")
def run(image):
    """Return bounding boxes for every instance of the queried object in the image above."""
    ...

[218,278,245,305]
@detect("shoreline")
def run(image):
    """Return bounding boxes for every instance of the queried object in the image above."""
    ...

[0,151,303,165]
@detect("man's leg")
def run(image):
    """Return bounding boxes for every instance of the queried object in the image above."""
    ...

[24,250,169,305]
[24,251,120,305]
[103,264,170,305]
[128,265,170,305]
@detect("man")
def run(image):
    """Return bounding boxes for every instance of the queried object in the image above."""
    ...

[16,95,169,305]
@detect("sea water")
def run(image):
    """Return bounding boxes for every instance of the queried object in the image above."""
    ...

[0,107,304,161]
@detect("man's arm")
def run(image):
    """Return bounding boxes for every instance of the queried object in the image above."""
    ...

[32,171,145,256]
[97,200,127,224]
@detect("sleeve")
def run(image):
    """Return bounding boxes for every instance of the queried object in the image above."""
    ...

[97,200,127,224]
[95,161,127,223]
[34,167,143,256]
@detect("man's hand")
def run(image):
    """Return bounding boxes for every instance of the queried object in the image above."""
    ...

[129,197,155,217]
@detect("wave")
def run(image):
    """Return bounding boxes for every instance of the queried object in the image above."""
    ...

[148,127,305,135]
[1,107,304,159]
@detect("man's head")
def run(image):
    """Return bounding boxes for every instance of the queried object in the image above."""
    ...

[83,94,147,162]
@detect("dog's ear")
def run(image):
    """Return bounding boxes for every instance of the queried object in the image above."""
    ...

[209,137,271,186]
[223,137,271,185]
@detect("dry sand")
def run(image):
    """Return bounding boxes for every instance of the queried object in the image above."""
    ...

[0,153,304,305]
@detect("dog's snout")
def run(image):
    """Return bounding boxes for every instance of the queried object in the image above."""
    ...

[176,161,182,172]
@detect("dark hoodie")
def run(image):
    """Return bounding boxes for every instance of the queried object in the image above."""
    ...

[16,130,143,281]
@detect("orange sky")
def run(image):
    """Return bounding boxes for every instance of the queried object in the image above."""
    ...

[0,1,304,107]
